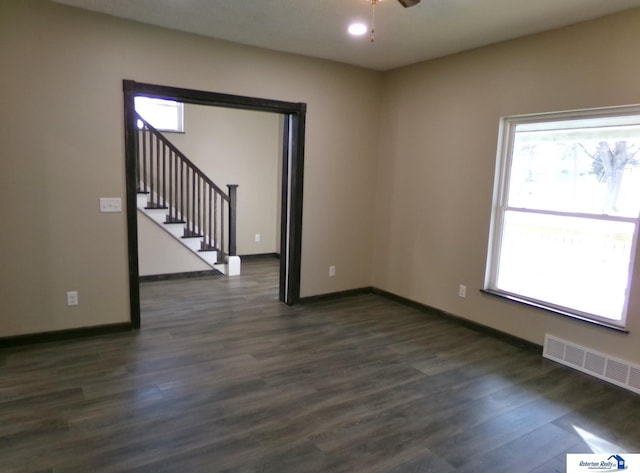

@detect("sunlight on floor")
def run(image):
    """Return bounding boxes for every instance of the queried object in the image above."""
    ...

[573,425,622,453]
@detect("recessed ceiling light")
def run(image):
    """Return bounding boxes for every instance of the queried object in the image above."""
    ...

[348,22,368,36]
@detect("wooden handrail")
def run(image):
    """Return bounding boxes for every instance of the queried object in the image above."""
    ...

[136,113,229,200]
[136,112,237,260]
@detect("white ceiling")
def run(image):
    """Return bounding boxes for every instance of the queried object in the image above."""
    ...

[50,0,640,71]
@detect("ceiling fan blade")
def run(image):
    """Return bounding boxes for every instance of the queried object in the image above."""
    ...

[397,0,421,7]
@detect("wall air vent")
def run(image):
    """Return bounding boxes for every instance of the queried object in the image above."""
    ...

[629,367,640,391]
[543,334,640,395]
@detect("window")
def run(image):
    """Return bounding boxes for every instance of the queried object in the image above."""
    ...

[134,96,184,132]
[486,106,640,329]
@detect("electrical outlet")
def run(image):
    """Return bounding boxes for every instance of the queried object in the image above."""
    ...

[255,233,261,242]
[458,285,467,298]
[100,197,122,213]
[66,291,79,306]
[329,265,336,277]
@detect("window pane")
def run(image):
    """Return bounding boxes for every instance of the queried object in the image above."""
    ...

[507,121,640,217]
[496,211,633,320]
[134,97,183,132]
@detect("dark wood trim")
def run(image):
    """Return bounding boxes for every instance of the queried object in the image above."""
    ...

[285,108,306,305]
[0,323,133,349]
[299,287,373,304]
[372,288,542,352]
[480,289,630,334]
[239,253,280,260]
[299,285,541,353]
[227,184,238,257]
[123,80,141,329]
[123,80,307,323]
[139,270,223,282]
[127,81,304,114]
[279,115,291,303]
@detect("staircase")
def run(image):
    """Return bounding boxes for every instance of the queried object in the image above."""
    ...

[135,113,240,276]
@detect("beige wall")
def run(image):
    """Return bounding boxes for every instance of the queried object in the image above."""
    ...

[373,9,640,363]
[0,0,380,336]
[2,0,639,366]
[164,104,282,256]
[138,213,210,276]
[138,104,282,277]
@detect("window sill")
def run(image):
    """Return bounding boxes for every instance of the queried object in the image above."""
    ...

[480,289,629,333]
[141,129,185,134]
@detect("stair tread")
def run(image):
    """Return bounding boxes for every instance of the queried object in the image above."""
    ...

[136,127,237,275]
[182,230,203,238]
[199,247,220,252]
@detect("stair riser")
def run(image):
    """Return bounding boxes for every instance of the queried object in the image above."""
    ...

[138,206,218,267]
[138,192,231,271]
[144,209,169,225]
[136,194,148,208]
[199,252,219,265]
[181,237,203,252]
[165,225,185,239]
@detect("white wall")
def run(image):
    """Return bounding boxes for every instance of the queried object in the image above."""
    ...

[0,0,380,336]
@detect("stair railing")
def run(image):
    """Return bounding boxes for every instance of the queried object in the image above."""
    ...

[135,113,237,259]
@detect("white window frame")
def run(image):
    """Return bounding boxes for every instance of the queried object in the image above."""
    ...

[485,105,640,330]
[134,96,184,133]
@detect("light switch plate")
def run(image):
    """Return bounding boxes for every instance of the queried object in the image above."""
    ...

[66,291,78,306]
[100,197,122,213]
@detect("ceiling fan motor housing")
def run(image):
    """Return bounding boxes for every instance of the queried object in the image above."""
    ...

[398,0,421,7]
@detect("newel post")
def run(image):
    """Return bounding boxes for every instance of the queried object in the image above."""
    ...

[227,184,238,257]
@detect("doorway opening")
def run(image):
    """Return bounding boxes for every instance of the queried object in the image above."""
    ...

[123,80,306,328]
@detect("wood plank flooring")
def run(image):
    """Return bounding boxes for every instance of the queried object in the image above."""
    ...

[1,257,639,472]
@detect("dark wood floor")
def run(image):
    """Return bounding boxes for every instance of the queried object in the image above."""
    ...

[1,258,639,472]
